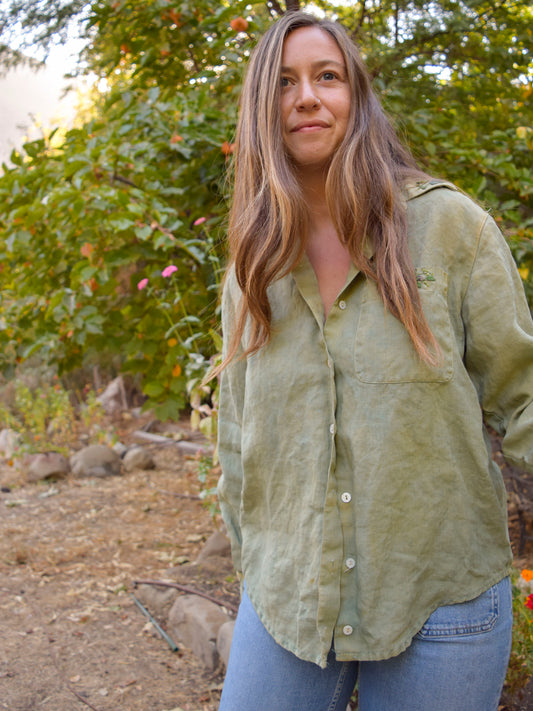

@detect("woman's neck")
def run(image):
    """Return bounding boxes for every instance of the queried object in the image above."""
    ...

[297,167,331,235]
[296,166,352,318]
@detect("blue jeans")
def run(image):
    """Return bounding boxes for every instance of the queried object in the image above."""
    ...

[219,577,512,711]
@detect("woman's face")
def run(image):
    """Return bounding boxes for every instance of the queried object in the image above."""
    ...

[280,26,351,170]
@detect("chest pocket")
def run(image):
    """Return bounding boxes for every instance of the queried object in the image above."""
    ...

[354,268,454,384]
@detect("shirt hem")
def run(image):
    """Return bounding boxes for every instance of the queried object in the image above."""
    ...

[244,564,513,666]
[334,565,513,662]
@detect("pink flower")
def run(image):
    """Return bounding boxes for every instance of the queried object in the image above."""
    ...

[193,216,207,226]
[162,265,178,277]
[137,278,149,290]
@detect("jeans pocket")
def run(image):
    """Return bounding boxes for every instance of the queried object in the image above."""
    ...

[415,582,500,639]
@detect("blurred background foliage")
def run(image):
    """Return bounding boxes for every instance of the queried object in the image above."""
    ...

[0,0,531,421]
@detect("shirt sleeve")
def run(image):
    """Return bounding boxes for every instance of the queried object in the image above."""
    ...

[462,212,533,472]
[217,270,246,574]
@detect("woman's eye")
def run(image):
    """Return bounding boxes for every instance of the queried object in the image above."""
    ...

[322,71,336,81]
[280,76,290,87]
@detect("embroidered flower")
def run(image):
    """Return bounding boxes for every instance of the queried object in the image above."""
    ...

[415,268,436,289]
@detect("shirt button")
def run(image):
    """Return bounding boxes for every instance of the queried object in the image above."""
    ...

[345,557,356,569]
[342,625,353,636]
[329,424,336,435]
[338,300,347,310]
[341,492,351,503]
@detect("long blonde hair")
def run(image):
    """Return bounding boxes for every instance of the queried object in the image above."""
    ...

[222,11,439,370]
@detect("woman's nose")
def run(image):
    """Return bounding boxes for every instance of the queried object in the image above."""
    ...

[296,80,320,110]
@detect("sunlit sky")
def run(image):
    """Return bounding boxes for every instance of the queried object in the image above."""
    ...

[0,39,86,164]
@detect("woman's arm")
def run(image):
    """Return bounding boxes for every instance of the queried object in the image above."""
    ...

[462,213,533,472]
[217,271,247,575]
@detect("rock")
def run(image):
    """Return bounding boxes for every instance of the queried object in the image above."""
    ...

[123,446,156,472]
[96,376,126,414]
[147,421,188,439]
[113,441,128,457]
[196,531,231,562]
[0,428,20,458]
[70,445,122,478]
[216,620,235,668]
[134,583,178,618]
[176,440,213,457]
[25,452,70,483]
[168,595,229,670]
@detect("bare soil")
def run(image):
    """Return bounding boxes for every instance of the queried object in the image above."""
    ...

[0,413,532,711]
[0,412,237,711]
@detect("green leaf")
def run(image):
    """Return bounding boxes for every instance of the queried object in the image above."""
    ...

[143,381,166,397]
[108,217,135,231]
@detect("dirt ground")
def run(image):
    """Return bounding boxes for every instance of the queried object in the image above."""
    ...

[0,412,238,711]
[1,412,532,711]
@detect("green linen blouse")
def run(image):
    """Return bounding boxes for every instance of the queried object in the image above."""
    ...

[217,181,530,667]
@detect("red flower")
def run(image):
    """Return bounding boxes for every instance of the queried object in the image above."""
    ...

[526,594,533,610]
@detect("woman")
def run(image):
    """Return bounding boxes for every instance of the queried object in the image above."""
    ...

[216,10,530,711]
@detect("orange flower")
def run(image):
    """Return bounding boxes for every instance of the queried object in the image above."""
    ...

[167,338,178,347]
[221,141,235,156]
[172,364,182,377]
[80,242,94,258]
[170,133,183,144]
[230,17,248,32]
[521,569,533,583]
[168,8,181,25]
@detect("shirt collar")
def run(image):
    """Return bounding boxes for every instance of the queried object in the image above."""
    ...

[403,179,457,201]
[292,252,364,326]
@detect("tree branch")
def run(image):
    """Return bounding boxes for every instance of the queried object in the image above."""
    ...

[266,0,284,17]
[285,0,300,12]
[133,579,239,614]
[111,172,139,189]
[369,26,459,78]
[351,0,367,40]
